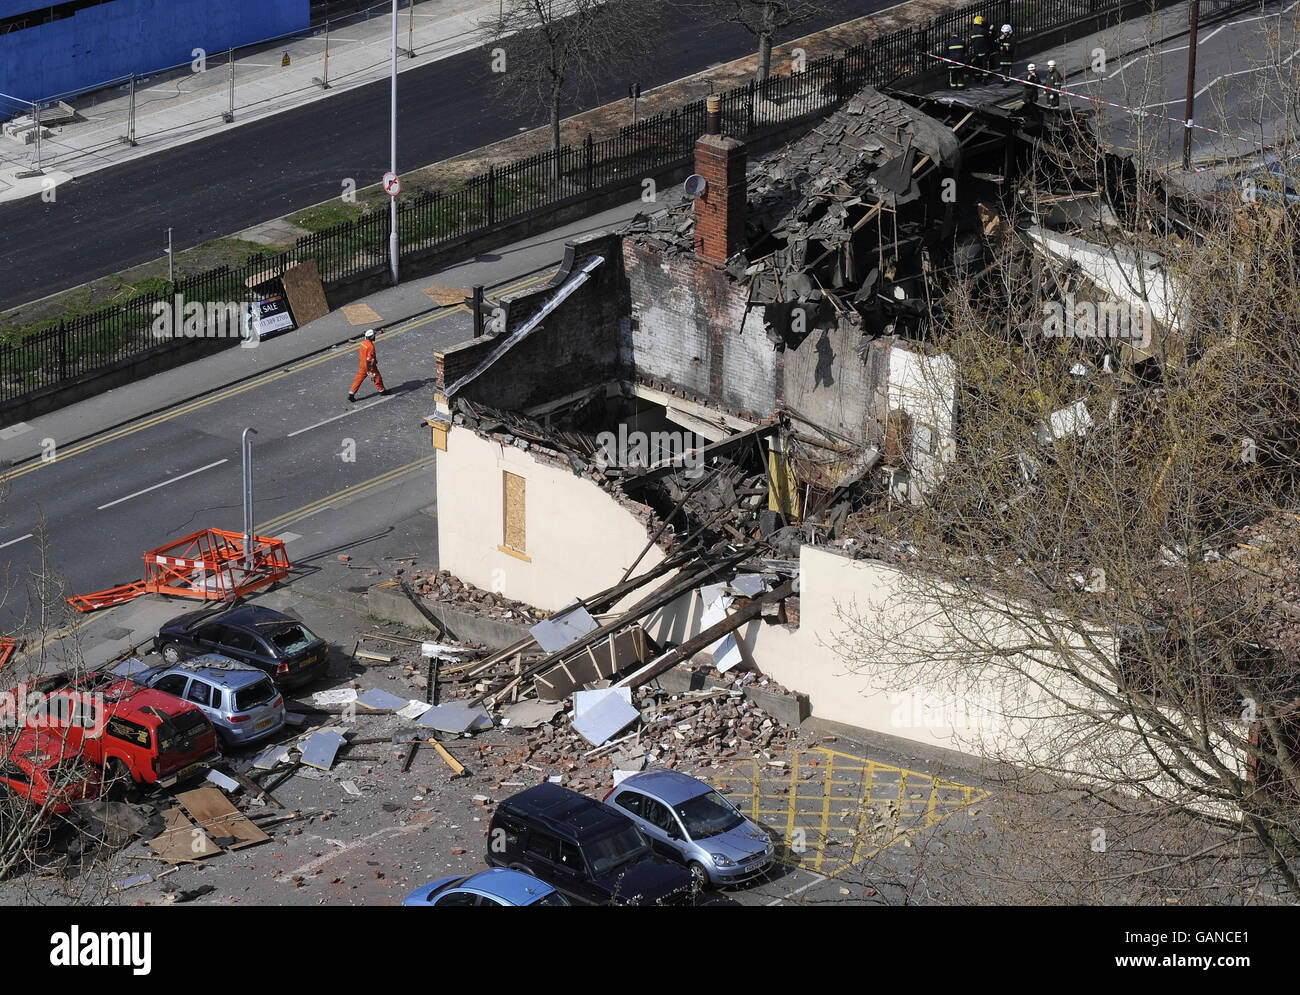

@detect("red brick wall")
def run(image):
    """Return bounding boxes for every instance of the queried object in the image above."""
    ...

[693,134,747,266]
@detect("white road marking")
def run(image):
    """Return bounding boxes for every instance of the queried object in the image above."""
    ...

[274,532,303,543]
[765,869,828,906]
[287,397,388,438]
[282,823,428,880]
[96,458,229,510]
[0,533,33,550]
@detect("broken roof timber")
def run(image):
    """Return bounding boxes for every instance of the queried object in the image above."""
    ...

[621,423,777,487]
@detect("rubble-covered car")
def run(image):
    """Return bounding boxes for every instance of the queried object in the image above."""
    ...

[606,769,773,888]
[0,729,101,816]
[485,782,695,906]
[403,867,571,906]
[50,676,220,793]
[155,604,328,689]
[137,656,285,750]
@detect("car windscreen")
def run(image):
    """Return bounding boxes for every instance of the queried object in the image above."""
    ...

[675,790,745,839]
[268,624,316,655]
[156,710,210,753]
[234,679,277,712]
[584,825,651,877]
[534,890,571,906]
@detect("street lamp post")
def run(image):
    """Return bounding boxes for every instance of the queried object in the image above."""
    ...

[389,0,400,285]
[1182,0,1200,170]
[242,427,257,573]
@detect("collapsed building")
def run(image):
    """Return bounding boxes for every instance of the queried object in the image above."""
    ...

[419,79,1268,811]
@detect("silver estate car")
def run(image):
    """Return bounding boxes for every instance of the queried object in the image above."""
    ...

[141,655,285,749]
[606,769,774,888]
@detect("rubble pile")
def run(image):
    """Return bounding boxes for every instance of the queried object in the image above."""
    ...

[409,569,542,623]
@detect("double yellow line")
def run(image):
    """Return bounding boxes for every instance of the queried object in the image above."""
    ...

[258,454,436,535]
[0,268,552,487]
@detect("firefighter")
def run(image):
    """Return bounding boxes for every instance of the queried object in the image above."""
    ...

[996,24,1015,85]
[348,328,387,401]
[1045,59,1064,108]
[968,15,990,79]
[1024,63,1041,105]
[946,31,966,89]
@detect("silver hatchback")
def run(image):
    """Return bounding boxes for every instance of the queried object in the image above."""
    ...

[606,769,774,888]
[141,655,285,749]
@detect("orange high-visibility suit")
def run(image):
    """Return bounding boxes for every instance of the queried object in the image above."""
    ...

[350,338,386,394]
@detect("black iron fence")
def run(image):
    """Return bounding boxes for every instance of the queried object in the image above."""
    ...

[0,0,1178,409]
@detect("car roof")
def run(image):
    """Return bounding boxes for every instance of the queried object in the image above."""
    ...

[166,655,268,689]
[461,867,558,904]
[99,684,207,728]
[619,769,712,805]
[501,783,629,839]
[215,604,299,629]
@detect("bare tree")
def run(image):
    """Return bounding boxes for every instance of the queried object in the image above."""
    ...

[825,14,1300,901]
[688,0,823,82]
[481,0,663,163]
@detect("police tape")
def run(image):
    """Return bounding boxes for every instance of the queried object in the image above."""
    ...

[926,53,1265,151]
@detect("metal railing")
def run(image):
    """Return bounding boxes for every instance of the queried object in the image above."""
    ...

[0,0,1182,409]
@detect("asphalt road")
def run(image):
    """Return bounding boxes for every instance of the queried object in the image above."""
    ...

[1069,1,1298,163]
[0,2,893,311]
[0,304,479,630]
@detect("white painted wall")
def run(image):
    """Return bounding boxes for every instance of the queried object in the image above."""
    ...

[435,426,665,613]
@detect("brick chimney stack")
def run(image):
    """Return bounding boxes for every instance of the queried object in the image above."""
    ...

[693,95,746,266]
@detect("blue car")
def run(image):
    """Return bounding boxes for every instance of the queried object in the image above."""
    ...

[403,867,571,906]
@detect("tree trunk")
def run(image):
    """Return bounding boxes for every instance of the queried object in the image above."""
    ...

[755,3,776,83]
[550,83,562,181]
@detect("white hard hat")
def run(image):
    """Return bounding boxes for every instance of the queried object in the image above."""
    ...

[1047,59,1056,67]
[364,328,375,339]
[1027,63,1036,70]
[1002,24,1012,32]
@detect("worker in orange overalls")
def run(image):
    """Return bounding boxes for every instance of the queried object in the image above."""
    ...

[348,328,387,402]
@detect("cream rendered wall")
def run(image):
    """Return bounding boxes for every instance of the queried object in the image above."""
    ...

[435,426,665,613]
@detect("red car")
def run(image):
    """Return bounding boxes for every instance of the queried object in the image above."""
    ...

[0,728,101,816]
[55,677,220,792]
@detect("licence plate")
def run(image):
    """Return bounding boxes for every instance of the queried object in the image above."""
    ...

[296,655,315,668]
[173,762,199,780]
[254,716,275,731]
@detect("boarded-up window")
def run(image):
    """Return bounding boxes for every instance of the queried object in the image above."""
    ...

[503,472,526,552]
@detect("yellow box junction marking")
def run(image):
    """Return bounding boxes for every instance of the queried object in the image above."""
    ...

[715,746,987,878]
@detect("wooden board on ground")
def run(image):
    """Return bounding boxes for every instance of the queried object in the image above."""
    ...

[149,807,221,863]
[282,259,330,326]
[534,625,651,701]
[176,788,271,851]
[421,284,470,306]
[342,302,381,326]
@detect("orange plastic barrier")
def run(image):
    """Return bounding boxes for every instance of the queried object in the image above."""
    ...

[67,528,291,613]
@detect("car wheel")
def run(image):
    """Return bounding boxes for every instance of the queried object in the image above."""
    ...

[103,759,135,802]
[159,642,183,666]
[688,861,710,891]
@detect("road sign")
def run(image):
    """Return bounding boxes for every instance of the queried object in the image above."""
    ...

[383,172,401,197]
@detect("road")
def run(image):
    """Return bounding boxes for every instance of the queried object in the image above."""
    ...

[1068,0,1299,163]
[0,292,499,630]
[0,1,894,311]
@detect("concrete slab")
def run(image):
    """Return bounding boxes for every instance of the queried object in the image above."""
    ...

[416,703,493,734]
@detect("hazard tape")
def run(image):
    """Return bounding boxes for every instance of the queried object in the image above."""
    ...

[152,555,204,569]
[926,53,1267,153]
